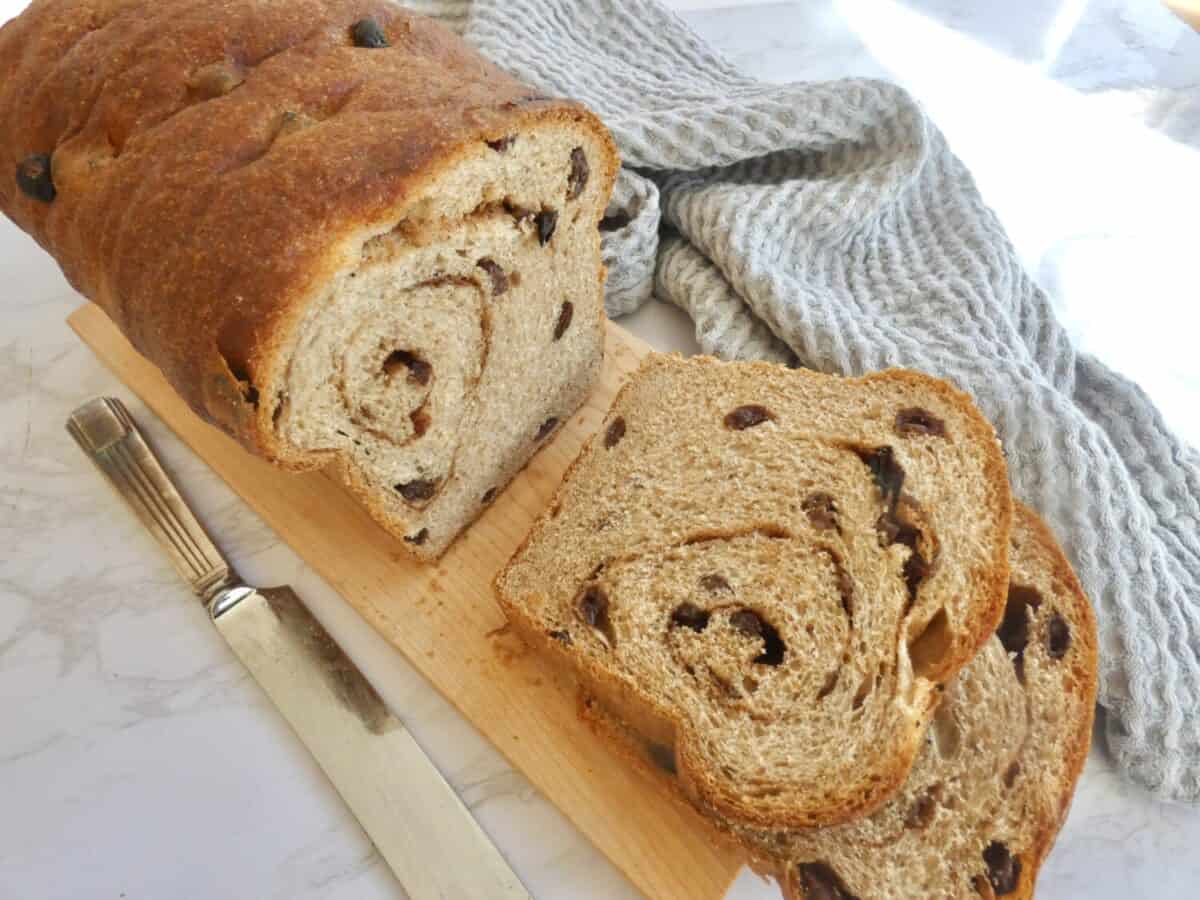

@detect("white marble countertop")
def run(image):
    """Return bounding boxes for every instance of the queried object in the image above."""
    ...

[3,2,1199,898]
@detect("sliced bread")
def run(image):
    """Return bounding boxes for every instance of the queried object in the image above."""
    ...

[495,353,1013,829]
[731,503,1099,899]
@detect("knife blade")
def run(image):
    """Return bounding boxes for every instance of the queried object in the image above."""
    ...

[67,397,531,900]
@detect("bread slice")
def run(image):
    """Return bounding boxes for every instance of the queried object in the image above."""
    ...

[495,353,1013,829]
[0,1,618,559]
[728,503,1098,899]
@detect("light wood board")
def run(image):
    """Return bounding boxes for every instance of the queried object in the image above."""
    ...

[68,302,743,900]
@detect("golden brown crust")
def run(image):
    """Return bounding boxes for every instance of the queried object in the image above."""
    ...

[496,352,1015,831]
[955,504,1096,900]
[0,0,618,463]
[1008,504,1098,899]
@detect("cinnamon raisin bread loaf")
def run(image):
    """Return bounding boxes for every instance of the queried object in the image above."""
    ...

[730,504,1098,899]
[0,0,617,558]
[495,354,1013,829]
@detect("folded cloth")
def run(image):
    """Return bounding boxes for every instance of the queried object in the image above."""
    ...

[412,0,1200,803]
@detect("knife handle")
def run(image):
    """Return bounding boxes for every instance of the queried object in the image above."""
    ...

[66,397,235,601]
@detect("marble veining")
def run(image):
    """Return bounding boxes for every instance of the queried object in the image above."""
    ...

[2,2,1198,898]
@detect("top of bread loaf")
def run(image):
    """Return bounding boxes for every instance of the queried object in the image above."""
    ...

[496,353,1013,829]
[735,504,1098,900]
[0,0,616,461]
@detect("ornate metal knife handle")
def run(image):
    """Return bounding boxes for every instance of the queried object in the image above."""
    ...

[66,397,236,603]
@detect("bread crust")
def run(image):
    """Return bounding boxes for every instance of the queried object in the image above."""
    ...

[1000,504,1098,900]
[496,353,1014,830]
[0,0,618,465]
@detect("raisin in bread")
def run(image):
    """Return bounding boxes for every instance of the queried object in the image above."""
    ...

[0,0,617,558]
[495,353,1013,829]
[730,503,1098,899]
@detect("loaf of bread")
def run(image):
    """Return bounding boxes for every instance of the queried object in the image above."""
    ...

[0,0,617,558]
[727,504,1098,899]
[495,353,1013,829]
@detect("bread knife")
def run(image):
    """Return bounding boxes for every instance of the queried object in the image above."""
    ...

[67,397,531,900]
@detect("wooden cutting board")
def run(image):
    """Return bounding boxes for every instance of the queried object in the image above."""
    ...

[68,302,743,900]
[1167,1,1200,31]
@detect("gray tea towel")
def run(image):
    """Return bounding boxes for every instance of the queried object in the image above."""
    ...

[411,0,1200,803]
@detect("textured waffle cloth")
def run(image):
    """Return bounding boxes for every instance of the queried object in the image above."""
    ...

[410,0,1200,802]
